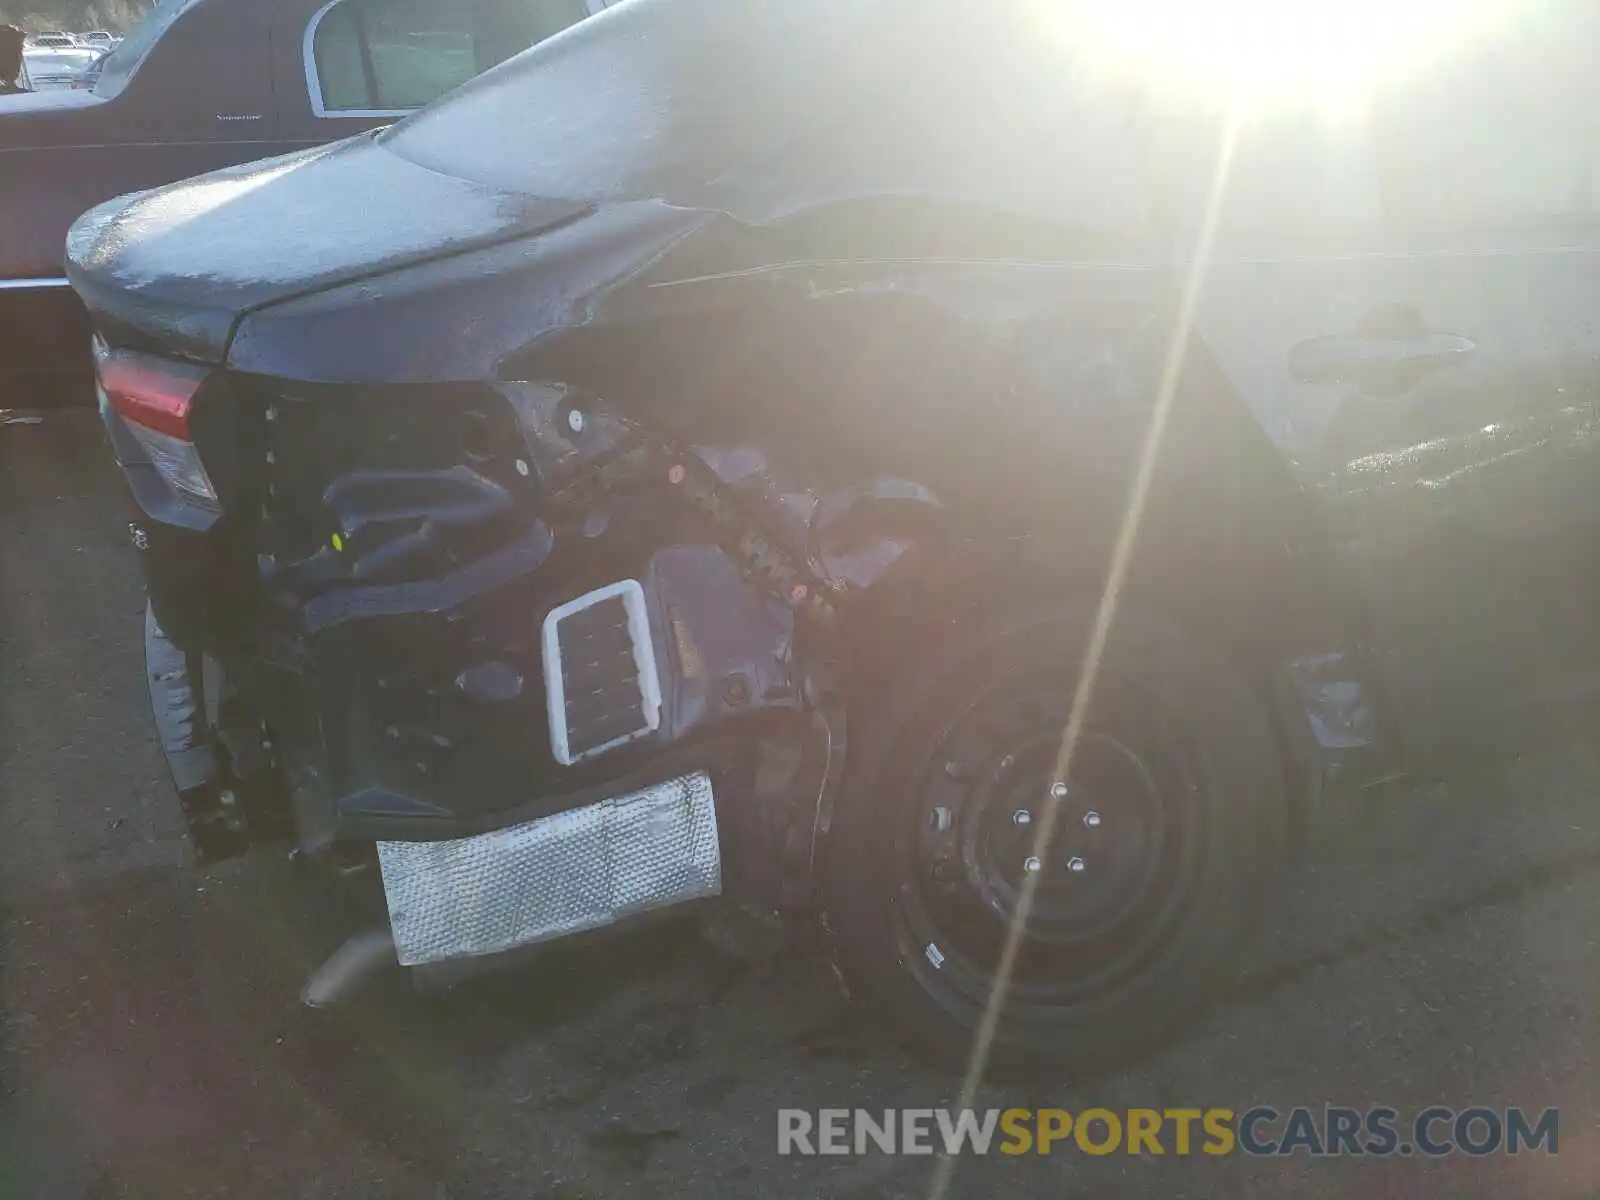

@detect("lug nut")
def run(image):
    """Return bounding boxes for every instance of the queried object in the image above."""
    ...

[1012,809,1032,827]
[1083,811,1101,828]
[1066,856,1086,873]
[1023,856,1043,873]
[1049,781,1069,800]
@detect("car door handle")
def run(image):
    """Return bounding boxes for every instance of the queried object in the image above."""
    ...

[1289,331,1477,386]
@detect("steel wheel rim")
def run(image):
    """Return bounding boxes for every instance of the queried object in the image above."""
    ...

[890,667,1209,1017]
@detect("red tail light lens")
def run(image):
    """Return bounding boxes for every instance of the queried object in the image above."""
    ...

[96,346,219,510]
[99,350,203,438]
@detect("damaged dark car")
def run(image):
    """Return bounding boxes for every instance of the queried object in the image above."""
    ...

[68,0,1600,1073]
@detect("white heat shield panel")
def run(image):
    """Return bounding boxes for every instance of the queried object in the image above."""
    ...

[378,772,720,966]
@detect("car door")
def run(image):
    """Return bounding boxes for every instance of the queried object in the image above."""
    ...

[278,0,607,149]
[1184,5,1600,757]
[6,0,282,279]
[1354,7,1600,738]
[116,0,277,142]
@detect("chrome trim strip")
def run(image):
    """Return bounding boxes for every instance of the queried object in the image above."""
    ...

[314,107,413,120]
[302,0,413,120]
[301,0,339,119]
[0,139,279,154]
[0,277,72,291]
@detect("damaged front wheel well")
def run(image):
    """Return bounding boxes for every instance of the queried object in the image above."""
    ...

[834,484,1358,846]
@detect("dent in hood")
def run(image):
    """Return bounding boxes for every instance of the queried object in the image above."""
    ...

[65,134,588,363]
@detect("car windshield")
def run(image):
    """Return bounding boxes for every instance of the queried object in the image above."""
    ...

[93,0,203,99]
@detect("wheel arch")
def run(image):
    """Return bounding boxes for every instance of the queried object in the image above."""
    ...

[832,333,1383,844]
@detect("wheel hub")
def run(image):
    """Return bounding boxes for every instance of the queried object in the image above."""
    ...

[904,679,1187,993]
[955,739,1163,944]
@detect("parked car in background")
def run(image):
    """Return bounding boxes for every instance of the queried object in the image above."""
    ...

[28,32,80,48]
[1,0,613,409]
[69,49,109,91]
[21,46,100,89]
[67,0,1600,1074]
[80,30,117,49]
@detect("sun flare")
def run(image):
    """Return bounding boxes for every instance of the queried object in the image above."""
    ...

[1042,0,1523,113]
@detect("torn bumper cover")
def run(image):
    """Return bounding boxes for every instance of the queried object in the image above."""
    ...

[378,771,721,966]
[133,397,852,980]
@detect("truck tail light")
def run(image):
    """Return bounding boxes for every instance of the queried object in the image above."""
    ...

[97,346,219,510]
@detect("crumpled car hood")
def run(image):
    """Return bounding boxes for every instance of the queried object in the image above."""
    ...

[65,133,589,364]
